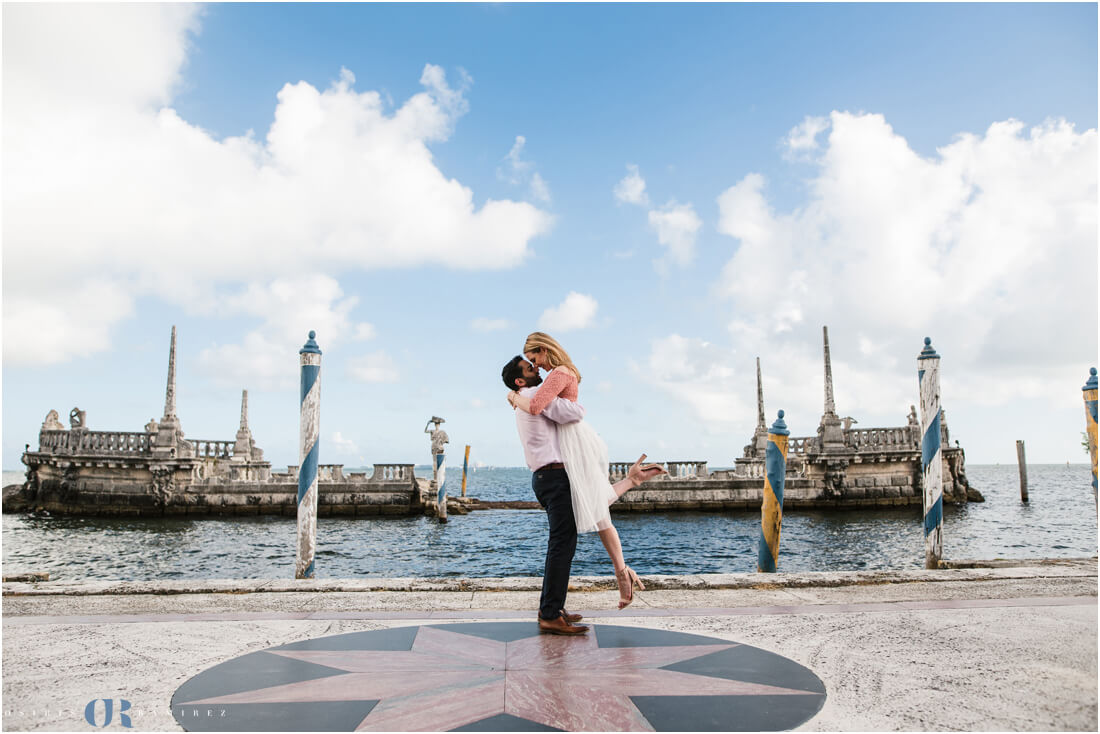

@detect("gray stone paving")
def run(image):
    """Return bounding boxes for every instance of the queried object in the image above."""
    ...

[2,558,1096,732]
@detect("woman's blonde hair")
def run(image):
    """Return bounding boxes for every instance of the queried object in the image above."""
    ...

[523,331,581,383]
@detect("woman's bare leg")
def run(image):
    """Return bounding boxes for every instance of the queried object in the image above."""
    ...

[597,524,626,572]
[599,522,644,608]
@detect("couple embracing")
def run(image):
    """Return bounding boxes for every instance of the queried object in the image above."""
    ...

[502,332,666,635]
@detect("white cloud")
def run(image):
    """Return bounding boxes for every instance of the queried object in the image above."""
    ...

[353,324,377,341]
[648,201,702,269]
[613,164,649,206]
[499,135,551,203]
[530,173,551,204]
[2,4,552,365]
[196,274,372,391]
[471,317,511,332]
[2,280,135,366]
[784,115,830,157]
[709,111,1096,421]
[538,292,599,332]
[635,335,746,426]
[614,165,698,271]
[347,351,400,384]
[330,431,358,455]
[639,112,1095,448]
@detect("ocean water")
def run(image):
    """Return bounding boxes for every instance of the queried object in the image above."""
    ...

[2,465,1095,580]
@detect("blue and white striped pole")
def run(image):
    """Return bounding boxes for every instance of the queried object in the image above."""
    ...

[435,451,447,523]
[296,331,321,579]
[918,337,943,569]
[757,410,789,573]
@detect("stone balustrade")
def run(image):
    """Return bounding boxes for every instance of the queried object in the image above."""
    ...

[38,430,71,452]
[370,464,415,482]
[318,464,345,482]
[191,439,235,458]
[788,437,814,455]
[216,463,416,484]
[666,461,708,479]
[735,462,766,478]
[38,430,152,455]
[610,461,708,481]
[847,427,918,450]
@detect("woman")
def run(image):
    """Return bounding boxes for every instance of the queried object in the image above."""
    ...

[507,331,646,608]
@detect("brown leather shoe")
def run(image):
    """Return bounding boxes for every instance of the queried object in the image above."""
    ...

[562,609,583,623]
[538,613,589,635]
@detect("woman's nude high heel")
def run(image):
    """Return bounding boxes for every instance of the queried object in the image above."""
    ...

[616,566,645,610]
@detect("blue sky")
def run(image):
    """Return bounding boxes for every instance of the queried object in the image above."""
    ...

[3,3,1097,471]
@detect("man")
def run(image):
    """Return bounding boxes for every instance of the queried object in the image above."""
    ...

[501,356,665,635]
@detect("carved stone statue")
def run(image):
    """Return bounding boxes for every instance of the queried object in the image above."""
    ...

[907,405,919,427]
[69,407,86,429]
[42,410,65,431]
[431,429,450,455]
[145,419,159,433]
[150,465,175,507]
[823,459,847,497]
[842,416,858,431]
[425,416,448,455]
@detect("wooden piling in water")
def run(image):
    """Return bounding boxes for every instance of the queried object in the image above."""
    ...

[1016,440,1028,502]
[462,445,470,498]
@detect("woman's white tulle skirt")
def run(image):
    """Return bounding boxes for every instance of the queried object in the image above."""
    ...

[558,419,617,534]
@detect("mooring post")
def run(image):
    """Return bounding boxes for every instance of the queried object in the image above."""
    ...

[1083,367,1098,506]
[1016,440,1029,502]
[435,451,448,523]
[461,445,470,498]
[918,337,943,569]
[426,417,449,523]
[296,331,322,579]
[757,410,789,573]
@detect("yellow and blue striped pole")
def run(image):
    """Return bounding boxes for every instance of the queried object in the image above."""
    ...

[461,445,470,498]
[1083,367,1097,507]
[296,331,321,579]
[757,410,789,572]
[918,337,943,569]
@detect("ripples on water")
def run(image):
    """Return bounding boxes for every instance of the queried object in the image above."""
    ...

[2,465,1095,580]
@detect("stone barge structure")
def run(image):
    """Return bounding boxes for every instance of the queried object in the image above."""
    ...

[5,327,429,518]
[603,327,980,512]
[5,326,979,518]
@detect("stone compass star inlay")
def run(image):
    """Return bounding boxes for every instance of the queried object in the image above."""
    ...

[171,622,826,731]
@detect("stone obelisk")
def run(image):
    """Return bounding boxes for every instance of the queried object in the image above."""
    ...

[153,326,184,457]
[753,357,768,453]
[818,326,844,450]
[232,390,253,461]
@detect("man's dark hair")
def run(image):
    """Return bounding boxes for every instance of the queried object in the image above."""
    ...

[501,355,526,390]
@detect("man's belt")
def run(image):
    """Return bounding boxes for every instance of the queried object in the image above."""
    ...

[536,462,565,471]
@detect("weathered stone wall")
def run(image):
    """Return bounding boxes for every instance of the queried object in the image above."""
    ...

[610,476,923,512]
[4,479,426,518]
[7,453,425,518]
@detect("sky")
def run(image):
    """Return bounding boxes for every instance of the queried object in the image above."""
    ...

[2,2,1097,472]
